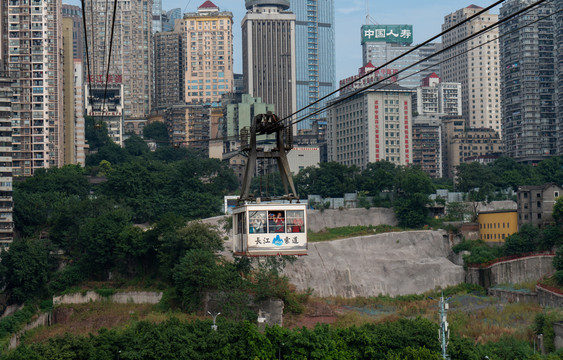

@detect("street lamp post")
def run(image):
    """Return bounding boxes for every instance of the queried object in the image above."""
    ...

[208,311,221,331]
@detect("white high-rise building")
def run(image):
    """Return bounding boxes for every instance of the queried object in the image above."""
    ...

[441,5,501,134]
[242,0,296,120]
[6,0,64,175]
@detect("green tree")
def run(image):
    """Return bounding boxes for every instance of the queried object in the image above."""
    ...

[0,238,55,303]
[358,161,397,194]
[294,162,360,198]
[504,224,541,256]
[552,196,563,225]
[394,193,431,228]
[123,134,150,157]
[76,208,133,279]
[444,202,468,221]
[157,222,224,280]
[457,162,497,193]
[143,121,169,144]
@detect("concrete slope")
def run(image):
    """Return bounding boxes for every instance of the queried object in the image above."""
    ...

[283,230,465,298]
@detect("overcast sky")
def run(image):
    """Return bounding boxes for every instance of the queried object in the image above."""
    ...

[65,0,501,80]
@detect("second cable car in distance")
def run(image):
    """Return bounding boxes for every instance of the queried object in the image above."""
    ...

[232,112,307,257]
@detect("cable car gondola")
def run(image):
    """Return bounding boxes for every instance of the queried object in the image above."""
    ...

[233,203,307,256]
[232,112,307,257]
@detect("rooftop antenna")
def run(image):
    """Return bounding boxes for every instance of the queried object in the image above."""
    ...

[365,0,378,25]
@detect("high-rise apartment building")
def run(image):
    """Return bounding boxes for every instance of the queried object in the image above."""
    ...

[361,25,419,88]
[362,25,442,89]
[152,0,162,34]
[414,73,462,116]
[242,0,296,120]
[61,5,83,61]
[84,0,152,123]
[154,32,184,108]
[442,118,502,177]
[327,84,415,168]
[62,17,86,165]
[412,115,442,178]
[0,72,14,247]
[441,5,501,133]
[500,0,556,163]
[292,0,335,130]
[557,0,563,154]
[174,1,233,105]
[6,0,64,176]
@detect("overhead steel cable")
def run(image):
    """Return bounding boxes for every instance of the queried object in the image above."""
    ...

[155,0,554,148]
[280,0,509,125]
[101,0,110,86]
[286,0,551,129]
[347,5,563,112]
[100,0,119,126]
[80,0,93,113]
[89,0,97,86]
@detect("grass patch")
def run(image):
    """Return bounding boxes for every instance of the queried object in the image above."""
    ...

[308,224,403,242]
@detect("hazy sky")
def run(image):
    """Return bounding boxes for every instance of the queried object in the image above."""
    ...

[66,0,501,80]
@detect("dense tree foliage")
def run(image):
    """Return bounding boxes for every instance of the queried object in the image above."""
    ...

[2,316,548,360]
[142,121,170,145]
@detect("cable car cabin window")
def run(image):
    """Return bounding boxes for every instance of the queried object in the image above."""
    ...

[236,213,245,235]
[286,210,305,233]
[268,211,285,233]
[249,211,266,234]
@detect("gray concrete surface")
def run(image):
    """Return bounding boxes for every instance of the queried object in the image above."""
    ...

[537,286,563,308]
[53,291,162,305]
[306,208,397,232]
[466,255,555,288]
[283,230,465,298]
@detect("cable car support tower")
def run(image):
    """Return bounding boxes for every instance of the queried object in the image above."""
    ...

[238,112,298,204]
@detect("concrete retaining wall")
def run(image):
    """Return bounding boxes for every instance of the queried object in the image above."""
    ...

[284,230,464,298]
[537,286,563,308]
[487,288,537,304]
[466,255,555,288]
[307,208,397,232]
[554,322,563,350]
[53,291,162,305]
[9,312,50,350]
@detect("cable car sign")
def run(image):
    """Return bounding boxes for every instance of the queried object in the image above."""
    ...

[232,204,307,256]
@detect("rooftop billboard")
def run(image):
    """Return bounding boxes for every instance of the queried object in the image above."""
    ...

[361,25,413,44]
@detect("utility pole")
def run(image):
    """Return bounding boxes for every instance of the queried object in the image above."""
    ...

[438,292,450,360]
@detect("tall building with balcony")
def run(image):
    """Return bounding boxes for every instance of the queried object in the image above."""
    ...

[292,0,335,130]
[6,0,64,176]
[152,0,162,34]
[327,83,415,168]
[61,4,83,61]
[442,118,502,178]
[62,17,86,165]
[175,1,233,105]
[414,73,462,116]
[154,32,184,108]
[558,0,563,154]
[243,0,296,120]
[164,104,210,153]
[500,0,556,163]
[441,5,501,134]
[0,72,14,247]
[84,0,152,124]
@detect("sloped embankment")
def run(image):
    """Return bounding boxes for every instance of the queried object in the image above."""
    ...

[284,230,465,298]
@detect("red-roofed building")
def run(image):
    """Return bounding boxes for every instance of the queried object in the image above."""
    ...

[198,0,219,11]
[172,2,234,105]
